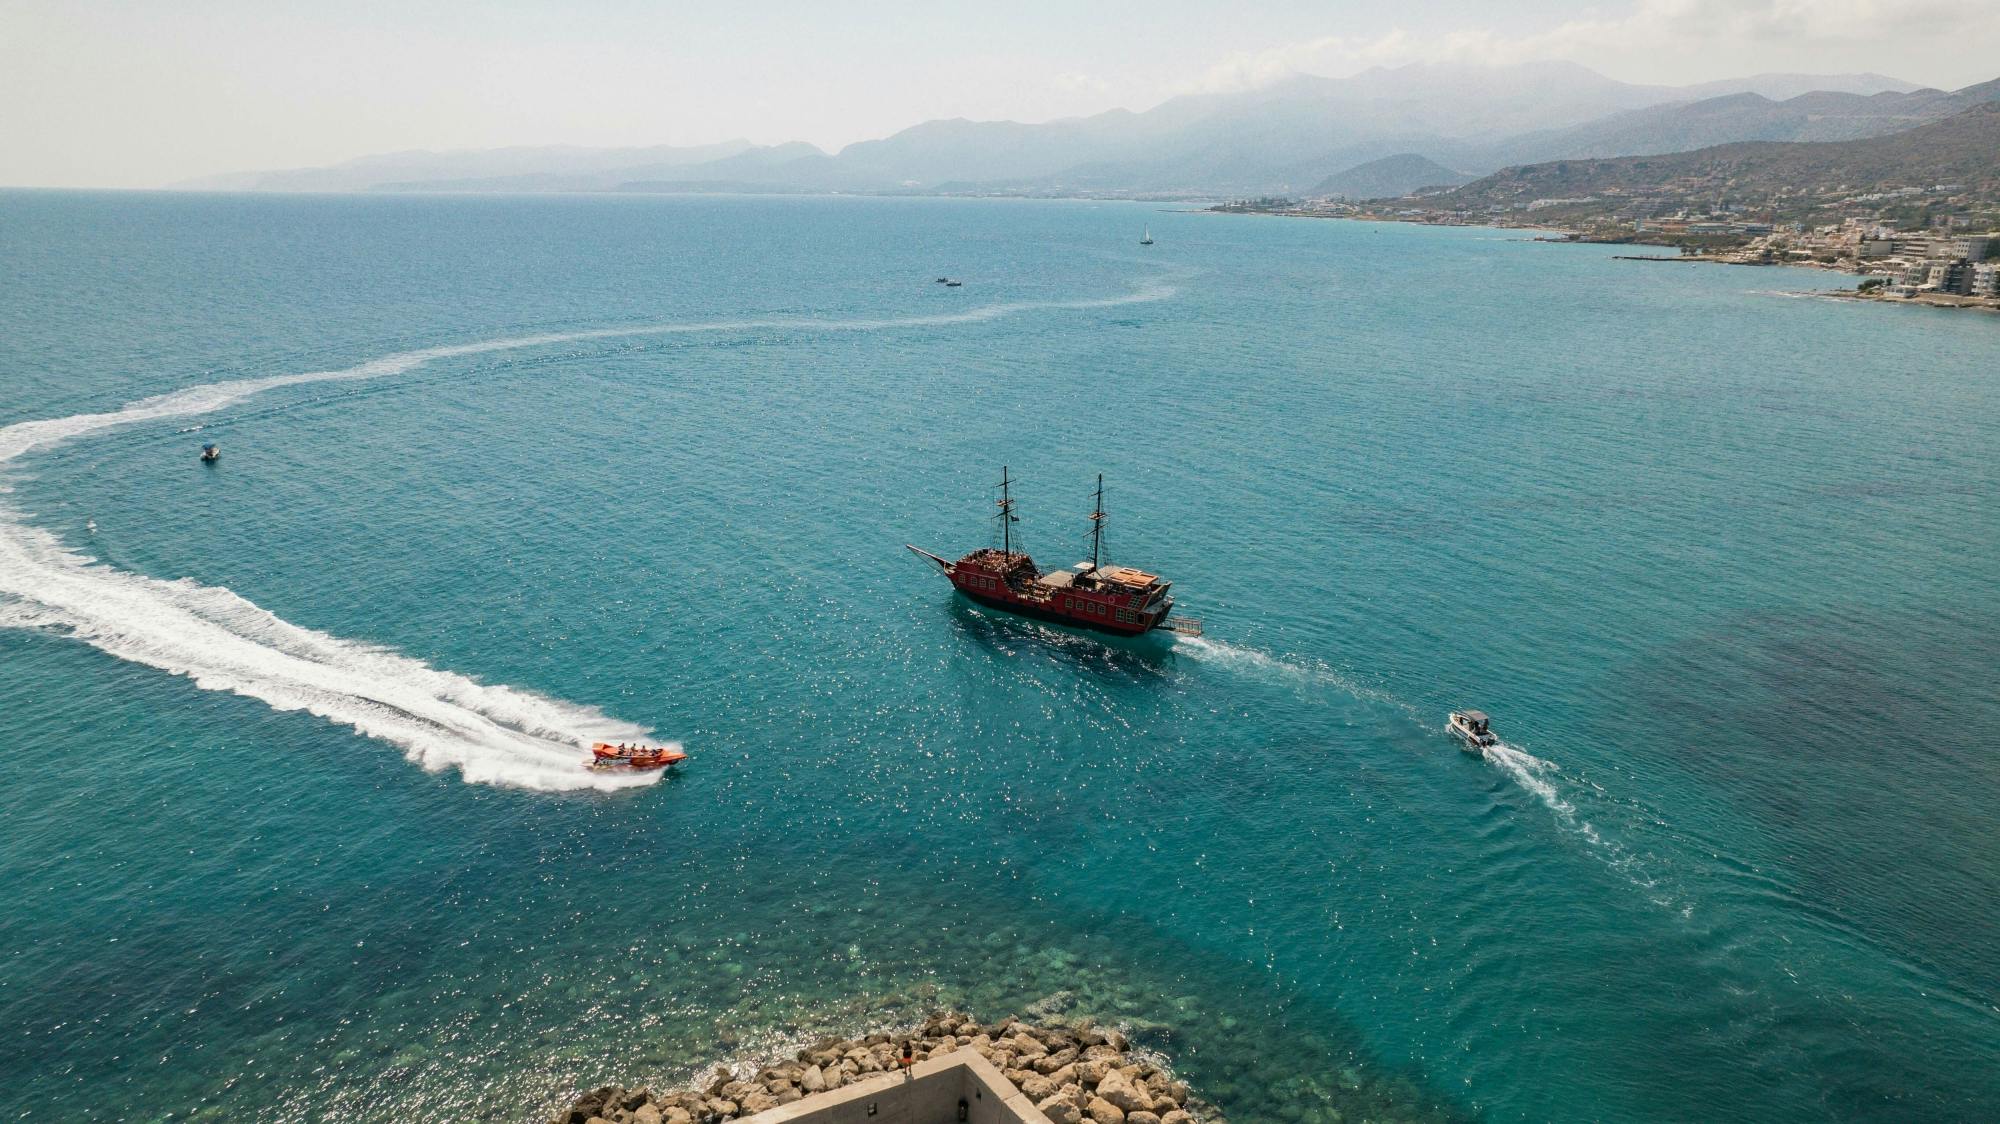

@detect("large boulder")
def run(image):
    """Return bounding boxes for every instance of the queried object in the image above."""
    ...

[1095,1068,1151,1115]
[1012,1033,1049,1060]
[632,1107,661,1124]
[800,1065,826,1094]
[1035,1047,1080,1074]
[1085,1096,1127,1124]
[1037,1096,1083,1124]
[1077,1058,1113,1086]
[1159,1113,1195,1124]
[1125,1114,1161,1124]
[661,1109,692,1124]
[1019,1074,1058,1101]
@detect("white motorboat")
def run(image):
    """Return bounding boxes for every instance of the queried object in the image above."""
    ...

[1448,710,1497,751]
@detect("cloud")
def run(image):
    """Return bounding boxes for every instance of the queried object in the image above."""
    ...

[1182,0,2000,93]
[1509,0,1994,59]
[1051,72,1112,96]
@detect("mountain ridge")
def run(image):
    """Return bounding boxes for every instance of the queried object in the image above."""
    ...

[1311,154,1472,199]
[1429,101,2000,216]
[171,63,1938,197]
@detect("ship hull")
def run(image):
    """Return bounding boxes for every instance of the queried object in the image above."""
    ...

[957,588,1157,636]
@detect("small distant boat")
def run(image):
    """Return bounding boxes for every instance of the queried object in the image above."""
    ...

[199,443,220,463]
[1448,710,1497,751]
[944,279,963,287]
[1140,226,1154,245]
[588,741,688,772]
[935,277,950,283]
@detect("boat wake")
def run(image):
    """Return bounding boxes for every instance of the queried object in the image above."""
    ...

[1478,741,1593,838]
[1171,635,1421,720]
[0,520,661,791]
[0,280,1178,790]
[1476,738,1685,912]
[1173,636,1686,910]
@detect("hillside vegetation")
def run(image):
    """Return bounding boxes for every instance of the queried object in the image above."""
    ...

[1431,102,2000,216]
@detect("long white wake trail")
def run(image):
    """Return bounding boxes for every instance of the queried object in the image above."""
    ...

[0,282,1177,790]
[1172,635,1684,908]
[1479,738,1683,909]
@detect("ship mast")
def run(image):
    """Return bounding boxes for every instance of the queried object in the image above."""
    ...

[1088,473,1105,572]
[998,465,1016,560]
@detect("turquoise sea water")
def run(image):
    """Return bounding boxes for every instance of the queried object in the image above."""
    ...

[1,192,1996,1123]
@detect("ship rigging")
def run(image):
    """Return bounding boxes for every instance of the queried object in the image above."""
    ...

[907,467,1201,638]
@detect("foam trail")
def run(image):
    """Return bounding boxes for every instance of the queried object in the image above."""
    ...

[0,521,658,791]
[1479,741,1588,833]
[0,281,1178,790]
[1478,738,1682,910]
[1173,634,1685,909]
[1172,635,1422,720]
[0,278,1179,466]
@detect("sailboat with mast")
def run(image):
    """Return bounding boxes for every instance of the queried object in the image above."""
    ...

[1140,226,1154,245]
[907,469,1200,637]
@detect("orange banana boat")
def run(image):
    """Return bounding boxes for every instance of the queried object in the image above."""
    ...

[588,741,688,772]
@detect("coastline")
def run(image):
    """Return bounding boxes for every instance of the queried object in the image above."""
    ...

[1210,206,2000,316]
[1601,247,2000,312]
[1828,288,2000,313]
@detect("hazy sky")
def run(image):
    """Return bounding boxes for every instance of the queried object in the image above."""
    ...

[3,0,1996,188]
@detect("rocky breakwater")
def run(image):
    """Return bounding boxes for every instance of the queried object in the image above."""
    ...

[554,1011,1216,1124]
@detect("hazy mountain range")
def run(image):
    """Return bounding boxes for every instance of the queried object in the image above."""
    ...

[1309,154,1472,199]
[178,61,1984,199]
[1433,100,2000,213]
